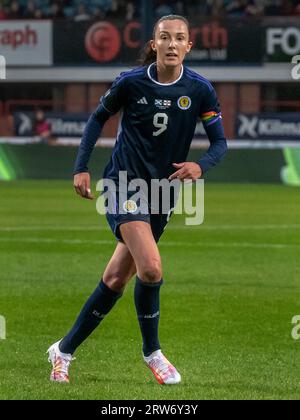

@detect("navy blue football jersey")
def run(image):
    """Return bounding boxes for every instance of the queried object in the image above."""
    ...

[101,63,222,184]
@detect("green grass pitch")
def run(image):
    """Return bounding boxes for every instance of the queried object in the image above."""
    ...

[0,180,299,400]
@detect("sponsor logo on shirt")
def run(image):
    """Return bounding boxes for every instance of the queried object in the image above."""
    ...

[155,99,172,110]
[178,96,191,110]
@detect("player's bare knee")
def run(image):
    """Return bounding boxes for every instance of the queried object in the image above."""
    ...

[139,262,162,283]
[103,272,129,291]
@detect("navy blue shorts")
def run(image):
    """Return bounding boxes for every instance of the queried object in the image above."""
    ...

[104,189,174,243]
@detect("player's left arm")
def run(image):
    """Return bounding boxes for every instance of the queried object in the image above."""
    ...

[197,87,228,174]
[169,87,228,181]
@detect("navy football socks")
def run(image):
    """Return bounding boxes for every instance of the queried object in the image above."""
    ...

[59,280,122,355]
[134,276,163,357]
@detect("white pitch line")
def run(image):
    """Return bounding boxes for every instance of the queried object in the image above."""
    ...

[0,237,297,250]
[0,226,108,232]
[161,241,296,250]
[0,237,114,246]
[1,224,300,232]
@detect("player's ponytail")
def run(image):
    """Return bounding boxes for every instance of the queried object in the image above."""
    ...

[139,41,157,66]
[139,15,190,66]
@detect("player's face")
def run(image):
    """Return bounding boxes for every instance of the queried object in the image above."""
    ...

[151,20,192,68]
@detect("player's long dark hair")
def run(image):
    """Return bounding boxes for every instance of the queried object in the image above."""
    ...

[139,15,190,66]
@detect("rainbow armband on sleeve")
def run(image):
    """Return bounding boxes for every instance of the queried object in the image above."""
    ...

[201,111,222,127]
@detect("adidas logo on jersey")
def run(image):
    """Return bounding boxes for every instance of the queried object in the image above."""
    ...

[137,97,148,105]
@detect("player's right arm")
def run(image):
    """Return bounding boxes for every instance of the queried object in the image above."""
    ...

[73,73,128,199]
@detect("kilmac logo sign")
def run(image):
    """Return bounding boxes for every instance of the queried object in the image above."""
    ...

[237,114,300,141]
[0,55,6,79]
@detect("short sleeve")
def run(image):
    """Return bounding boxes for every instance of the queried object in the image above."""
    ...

[101,73,128,115]
[199,87,222,128]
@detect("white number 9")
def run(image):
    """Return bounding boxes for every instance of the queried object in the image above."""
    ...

[153,113,168,137]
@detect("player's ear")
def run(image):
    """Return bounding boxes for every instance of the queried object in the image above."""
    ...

[186,41,193,53]
[150,39,156,52]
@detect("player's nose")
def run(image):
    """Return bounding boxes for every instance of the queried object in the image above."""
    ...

[168,38,177,48]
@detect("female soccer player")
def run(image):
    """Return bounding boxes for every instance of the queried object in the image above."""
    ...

[47,14,227,385]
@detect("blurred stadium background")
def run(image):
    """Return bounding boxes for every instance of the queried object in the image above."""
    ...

[0,0,300,183]
[1,0,300,401]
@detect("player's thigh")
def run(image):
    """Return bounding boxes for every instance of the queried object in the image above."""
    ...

[150,212,173,243]
[103,242,136,292]
[119,221,162,282]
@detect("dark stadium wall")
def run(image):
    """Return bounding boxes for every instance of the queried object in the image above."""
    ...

[0,144,287,184]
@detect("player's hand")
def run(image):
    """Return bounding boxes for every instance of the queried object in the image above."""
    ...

[73,172,94,200]
[168,162,202,181]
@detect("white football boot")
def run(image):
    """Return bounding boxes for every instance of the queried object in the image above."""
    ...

[144,350,181,385]
[47,340,74,383]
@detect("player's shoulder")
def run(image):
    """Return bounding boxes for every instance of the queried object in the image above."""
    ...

[184,67,214,93]
[115,66,147,86]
